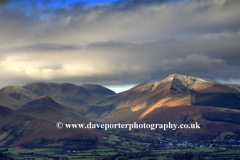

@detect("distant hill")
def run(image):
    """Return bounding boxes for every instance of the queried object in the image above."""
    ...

[0,93,25,109]
[22,83,115,103]
[0,86,39,103]
[0,82,115,111]
[0,82,114,147]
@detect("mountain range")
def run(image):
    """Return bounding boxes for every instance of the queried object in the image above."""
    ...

[0,74,240,147]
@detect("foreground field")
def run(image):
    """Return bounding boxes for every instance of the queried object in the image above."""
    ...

[1,147,240,160]
[1,129,240,160]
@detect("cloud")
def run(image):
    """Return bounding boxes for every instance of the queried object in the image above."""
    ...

[0,0,11,6]
[160,54,226,74]
[112,0,168,10]
[1,0,239,46]
[0,0,239,89]
[13,43,80,51]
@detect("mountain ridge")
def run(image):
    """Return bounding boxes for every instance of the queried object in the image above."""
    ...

[139,74,239,93]
[0,82,116,110]
[1,74,240,144]
[17,95,94,124]
[89,74,240,141]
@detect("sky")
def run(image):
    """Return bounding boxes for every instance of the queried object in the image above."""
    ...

[0,0,240,93]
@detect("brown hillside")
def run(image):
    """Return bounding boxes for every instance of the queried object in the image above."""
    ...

[0,105,105,147]
[91,74,240,140]
[17,95,93,124]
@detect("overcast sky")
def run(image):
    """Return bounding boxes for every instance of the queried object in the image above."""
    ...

[0,0,239,93]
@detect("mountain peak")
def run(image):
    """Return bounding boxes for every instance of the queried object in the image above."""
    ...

[166,74,215,83]
[21,95,61,109]
[151,74,218,92]
[36,95,52,100]
[158,74,240,93]
[168,74,216,92]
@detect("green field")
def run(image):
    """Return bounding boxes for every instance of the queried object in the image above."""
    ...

[1,130,240,160]
[1,147,240,160]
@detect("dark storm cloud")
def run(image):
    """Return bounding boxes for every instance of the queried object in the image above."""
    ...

[13,43,81,51]
[112,0,168,10]
[0,0,240,90]
[87,41,131,48]
[0,0,11,6]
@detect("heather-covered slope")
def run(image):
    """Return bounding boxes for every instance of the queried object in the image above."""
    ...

[137,105,240,140]
[0,105,105,147]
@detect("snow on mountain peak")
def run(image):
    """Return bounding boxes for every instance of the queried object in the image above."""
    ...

[152,74,217,92]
